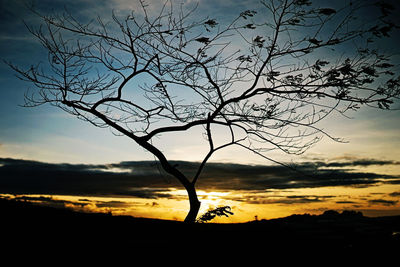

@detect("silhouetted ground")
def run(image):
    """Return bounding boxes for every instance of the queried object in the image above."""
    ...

[1,198,399,255]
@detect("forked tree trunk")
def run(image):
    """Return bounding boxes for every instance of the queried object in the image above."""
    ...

[184,184,201,223]
[135,139,201,222]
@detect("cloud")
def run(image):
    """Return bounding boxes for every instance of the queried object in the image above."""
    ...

[315,159,400,168]
[190,159,400,190]
[12,195,89,207]
[389,191,400,197]
[1,157,399,198]
[0,194,139,214]
[368,199,398,206]
[0,158,179,197]
[243,195,336,205]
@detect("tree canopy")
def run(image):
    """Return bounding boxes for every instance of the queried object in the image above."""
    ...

[6,0,400,222]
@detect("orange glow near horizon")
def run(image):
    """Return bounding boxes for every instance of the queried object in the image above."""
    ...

[2,181,399,223]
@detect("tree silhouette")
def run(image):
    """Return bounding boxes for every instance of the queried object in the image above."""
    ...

[6,0,400,222]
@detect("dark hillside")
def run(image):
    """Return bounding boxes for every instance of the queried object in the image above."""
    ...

[1,198,399,254]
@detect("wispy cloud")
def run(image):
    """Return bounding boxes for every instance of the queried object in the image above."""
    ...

[0,34,36,42]
[315,159,400,168]
[389,191,400,197]
[239,195,336,205]
[368,199,398,206]
[1,194,136,213]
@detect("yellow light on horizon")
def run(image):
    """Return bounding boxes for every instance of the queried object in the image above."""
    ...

[1,180,399,223]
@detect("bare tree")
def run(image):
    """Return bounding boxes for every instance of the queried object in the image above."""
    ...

[6,0,400,222]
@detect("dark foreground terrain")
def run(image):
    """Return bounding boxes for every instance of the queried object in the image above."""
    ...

[1,198,399,255]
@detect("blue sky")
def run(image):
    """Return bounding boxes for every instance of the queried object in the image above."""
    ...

[0,0,400,220]
[1,0,399,165]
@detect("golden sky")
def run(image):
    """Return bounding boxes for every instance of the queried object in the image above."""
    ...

[1,157,399,222]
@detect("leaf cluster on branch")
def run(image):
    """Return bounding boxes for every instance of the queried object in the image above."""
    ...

[196,206,234,223]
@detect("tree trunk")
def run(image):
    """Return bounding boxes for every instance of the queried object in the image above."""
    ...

[130,138,201,222]
[184,184,201,223]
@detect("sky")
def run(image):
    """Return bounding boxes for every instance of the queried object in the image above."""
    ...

[0,0,400,222]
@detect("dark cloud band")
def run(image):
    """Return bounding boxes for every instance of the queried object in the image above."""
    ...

[0,157,399,198]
